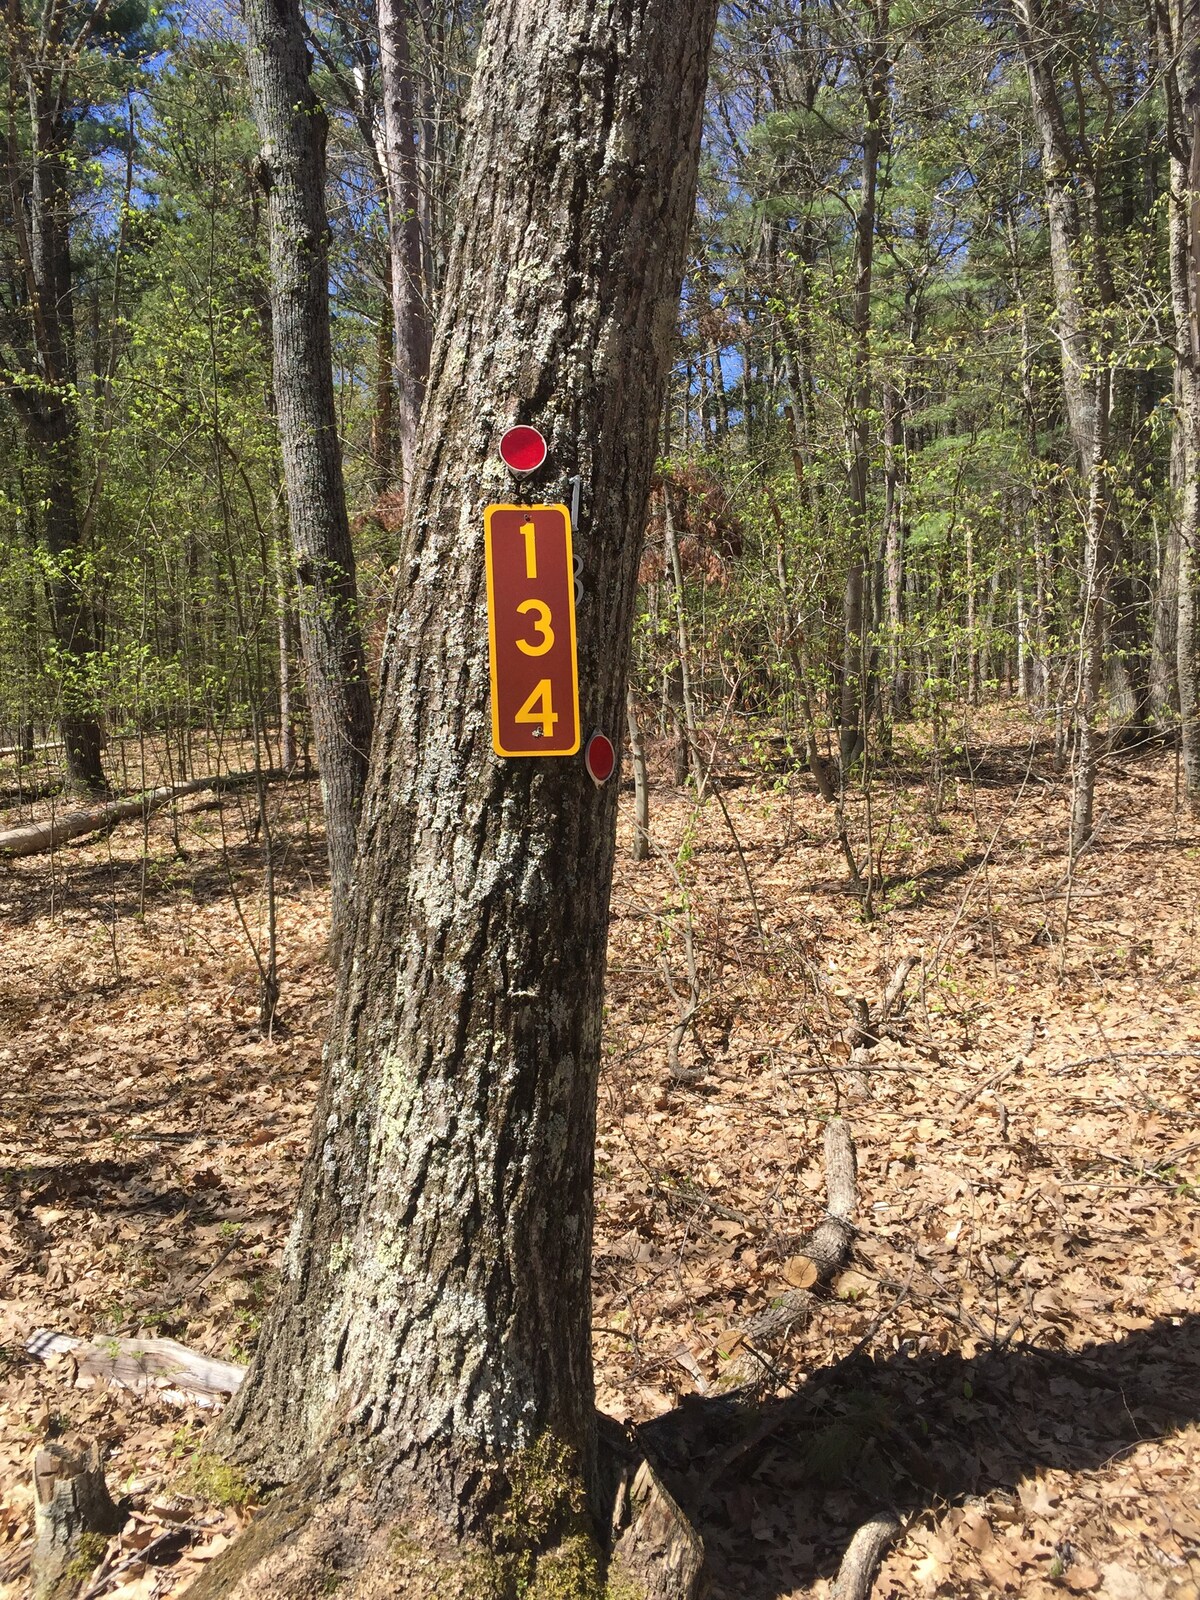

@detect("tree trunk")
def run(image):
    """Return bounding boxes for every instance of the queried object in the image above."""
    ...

[1011,0,1100,467]
[31,1439,123,1600]
[839,2,889,769]
[1163,0,1200,808]
[369,260,395,496]
[1180,458,1200,807]
[1,47,107,794]
[378,0,433,490]
[965,519,979,706]
[244,0,375,935]
[1071,370,1112,853]
[662,483,705,794]
[1017,557,1034,701]
[204,1,717,1591]
[275,545,298,773]
[627,684,650,862]
[882,380,906,719]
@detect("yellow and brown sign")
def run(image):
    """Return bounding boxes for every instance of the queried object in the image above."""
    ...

[484,503,580,757]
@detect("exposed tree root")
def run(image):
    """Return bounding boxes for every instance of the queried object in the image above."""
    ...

[830,1511,901,1600]
[181,1429,706,1600]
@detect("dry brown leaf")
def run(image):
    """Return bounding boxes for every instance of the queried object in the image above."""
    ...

[1064,1564,1102,1593]
[834,1268,874,1300]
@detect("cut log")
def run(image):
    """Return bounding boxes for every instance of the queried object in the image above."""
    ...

[31,1439,124,1600]
[718,1118,857,1387]
[877,955,918,1023]
[27,1330,245,1408]
[0,769,310,859]
[830,1511,901,1600]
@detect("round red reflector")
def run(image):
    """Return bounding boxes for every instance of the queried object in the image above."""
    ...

[498,425,547,474]
[584,732,616,787]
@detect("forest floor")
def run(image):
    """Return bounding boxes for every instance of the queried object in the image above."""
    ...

[1,707,1199,1600]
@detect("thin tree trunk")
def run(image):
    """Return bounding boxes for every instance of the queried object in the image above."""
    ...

[840,2,889,768]
[1180,466,1200,806]
[883,381,906,718]
[1159,0,1200,808]
[1017,556,1034,701]
[663,483,705,793]
[243,0,375,936]
[1034,515,1052,710]
[1011,0,1100,466]
[981,557,1001,695]
[710,342,730,438]
[378,0,433,490]
[369,259,395,496]
[1,44,106,793]
[627,684,650,861]
[1071,370,1112,853]
[966,520,979,706]
[206,2,717,1589]
[275,544,298,773]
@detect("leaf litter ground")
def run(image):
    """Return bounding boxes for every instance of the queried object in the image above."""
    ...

[0,710,1198,1599]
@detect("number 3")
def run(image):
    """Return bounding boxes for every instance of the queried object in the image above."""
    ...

[515,598,554,656]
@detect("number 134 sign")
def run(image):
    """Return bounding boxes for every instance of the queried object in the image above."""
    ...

[484,504,581,756]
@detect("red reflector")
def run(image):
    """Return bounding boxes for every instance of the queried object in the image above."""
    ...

[498,425,548,474]
[584,732,616,786]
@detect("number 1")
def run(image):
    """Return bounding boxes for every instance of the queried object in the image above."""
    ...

[520,519,537,580]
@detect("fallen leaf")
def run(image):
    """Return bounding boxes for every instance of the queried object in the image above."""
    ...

[1064,1565,1101,1593]
[834,1268,874,1300]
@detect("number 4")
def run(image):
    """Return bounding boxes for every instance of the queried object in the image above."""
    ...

[514,679,558,738]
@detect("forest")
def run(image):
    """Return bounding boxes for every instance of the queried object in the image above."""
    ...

[1,0,1199,1597]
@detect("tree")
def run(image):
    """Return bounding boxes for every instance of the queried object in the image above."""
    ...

[193,0,718,1590]
[243,0,375,933]
[378,0,432,490]
[0,0,156,792]
[1160,0,1200,811]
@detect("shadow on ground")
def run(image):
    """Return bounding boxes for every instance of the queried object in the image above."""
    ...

[634,1312,1200,1598]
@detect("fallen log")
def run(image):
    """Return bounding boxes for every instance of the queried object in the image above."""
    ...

[717,1117,857,1388]
[0,769,305,859]
[27,1330,246,1408]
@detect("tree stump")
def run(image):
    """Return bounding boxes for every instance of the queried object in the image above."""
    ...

[31,1440,124,1600]
[610,1459,706,1600]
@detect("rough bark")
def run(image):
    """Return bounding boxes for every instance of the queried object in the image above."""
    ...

[206,0,717,1587]
[610,1461,705,1600]
[368,262,395,496]
[378,0,433,489]
[243,0,375,934]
